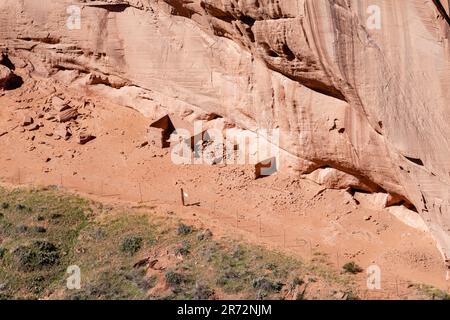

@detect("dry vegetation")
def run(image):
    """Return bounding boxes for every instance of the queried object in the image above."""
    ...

[0,186,447,300]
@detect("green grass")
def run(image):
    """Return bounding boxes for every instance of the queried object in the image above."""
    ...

[121,236,143,256]
[0,186,89,299]
[414,284,450,300]
[0,186,361,300]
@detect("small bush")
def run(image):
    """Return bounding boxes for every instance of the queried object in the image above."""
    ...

[175,241,190,256]
[252,277,283,293]
[177,223,193,236]
[196,229,213,241]
[342,261,363,274]
[17,225,29,233]
[263,263,277,271]
[295,289,307,300]
[120,236,143,255]
[165,271,184,288]
[32,226,47,233]
[27,275,46,295]
[346,291,360,300]
[193,283,214,300]
[93,228,106,240]
[291,277,304,287]
[256,289,267,300]
[1,202,9,209]
[51,213,63,219]
[216,269,242,289]
[232,245,245,260]
[124,269,156,291]
[70,271,132,300]
[13,241,60,272]
[0,247,7,259]
[416,284,450,300]
[15,204,27,211]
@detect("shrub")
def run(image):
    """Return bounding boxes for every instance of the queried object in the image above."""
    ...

[27,275,46,294]
[196,229,213,241]
[216,270,242,289]
[232,245,245,260]
[70,271,128,300]
[346,291,360,300]
[17,225,28,233]
[0,247,6,259]
[13,241,60,271]
[15,204,27,211]
[175,241,190,256]
[93,228,106,240]
[165,271,184,287]
[120,236,143,255]
[252,277,283,293]
[291,277,304,287]
[51,213,63,219]
[256,289,267,300]
[193,283,214,300]
[32,226,47,233]
[177,223,193,236]
[342,261,363,274]
[124,269,156,291]
[263,263,277,271]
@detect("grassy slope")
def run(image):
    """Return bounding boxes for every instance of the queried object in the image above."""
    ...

[0,186,447,300]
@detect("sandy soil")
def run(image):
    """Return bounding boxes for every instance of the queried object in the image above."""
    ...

[0,78,449,299]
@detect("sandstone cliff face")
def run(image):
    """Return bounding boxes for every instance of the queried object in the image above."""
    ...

[1,0,449,263]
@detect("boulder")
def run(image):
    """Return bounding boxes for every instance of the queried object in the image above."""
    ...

[57,108,78,122]
[387,206,429,232]
[304,167,379,193]
[353,192,389,211]
[51,96,70,112]
[54,124,71,140]
[0,65,12,88]
[21,116,33,126]
[77,133,96,145]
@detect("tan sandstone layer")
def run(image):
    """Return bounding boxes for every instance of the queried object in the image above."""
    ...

[0,0,449,265]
